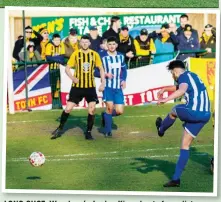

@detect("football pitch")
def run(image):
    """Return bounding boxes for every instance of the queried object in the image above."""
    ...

[6,104,214,192]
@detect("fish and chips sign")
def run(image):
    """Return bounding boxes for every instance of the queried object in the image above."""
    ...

[32,13,183,37]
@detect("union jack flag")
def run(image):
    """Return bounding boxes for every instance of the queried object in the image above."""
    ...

[13,64,52,111]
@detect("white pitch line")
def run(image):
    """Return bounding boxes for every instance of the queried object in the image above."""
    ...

[129,131,140,134]
[10,144,213,160]
[8,153,209,162]
[7,115,165,124]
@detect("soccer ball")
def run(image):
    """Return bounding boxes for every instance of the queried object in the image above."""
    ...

[29,152,45,167]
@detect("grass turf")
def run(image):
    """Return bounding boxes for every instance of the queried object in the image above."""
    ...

[1,0,219,8]
[6,104,214,192]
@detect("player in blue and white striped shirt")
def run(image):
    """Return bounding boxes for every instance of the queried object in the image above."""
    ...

[156,60,211,187]
[100,36,127,137]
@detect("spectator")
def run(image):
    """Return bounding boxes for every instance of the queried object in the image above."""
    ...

[45,33,65,68]
[151,23,178,64]
[36,27,50,60]
[118,25,135,62]
[88,26,102,52]
[63,28,80,59]
[177,24,200,61]
[169,23,178,35]
[199,24,216,58]
[177,14,198,39]
[98,39,108,57]
[102,16,121,42]
[13,26,41,61]
[18,44,42,69]
[134,28,155,65]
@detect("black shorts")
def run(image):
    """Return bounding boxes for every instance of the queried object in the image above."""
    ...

[68,87,99,105]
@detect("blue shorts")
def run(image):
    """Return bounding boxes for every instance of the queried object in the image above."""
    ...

[173,104,211,138]
[103,87,124,105]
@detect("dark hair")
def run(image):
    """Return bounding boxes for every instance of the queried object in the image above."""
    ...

[107,36,117,43]
[52,33,61,39]
[110,16,120,27]
[25,26,32,30]
[180,14,189,20]
[81,35,90,40]
[27,44,35,51]
[167,60,186,70]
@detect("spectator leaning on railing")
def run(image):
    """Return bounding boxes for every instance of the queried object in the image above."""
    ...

[177,24,200,61]
[151,23,178,64]
[177,14,198,39]
[13,26,41,61]
[87,26,102,53]
[102,16,121,43]
[63,28,80,60]
[199,24,216,58]
[18,44,42,69]
[45,33,65,69]
[117,25,135,62]
[134,28,156,65]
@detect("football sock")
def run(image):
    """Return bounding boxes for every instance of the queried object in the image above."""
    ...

[112,109,119,117]
[59,111,69,129]
[173,149,190,180]
[160,114,176,133]
[87,114,95,132]
[104,112,112,133]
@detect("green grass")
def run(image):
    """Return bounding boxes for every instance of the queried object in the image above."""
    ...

[6,104,214,192]
[1,0,219,8]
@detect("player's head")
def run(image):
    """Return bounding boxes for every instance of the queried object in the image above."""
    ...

[167,60,186,81]
[52,33,61,46]
[107,36,118,53]
[80,35,91,51]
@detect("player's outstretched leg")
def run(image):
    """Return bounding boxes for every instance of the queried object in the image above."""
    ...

[104,102,114,137]
[164,129,194,187]
[51,102,76,140]
[85,102,96,140]
[156,109,177,137]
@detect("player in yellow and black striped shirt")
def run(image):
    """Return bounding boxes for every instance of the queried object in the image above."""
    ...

[51,35,105,140]
[67,44,103,88]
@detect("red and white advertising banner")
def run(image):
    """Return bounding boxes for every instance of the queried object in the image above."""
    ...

[60,61,174,109]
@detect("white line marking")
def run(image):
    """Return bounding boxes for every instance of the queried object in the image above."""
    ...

[7,115,165,124]
[129,131,140,134]
[10,144,213,160]
[8,153,209,162]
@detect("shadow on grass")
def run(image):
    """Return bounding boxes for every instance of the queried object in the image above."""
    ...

[26,176,41,180]
[52,113,118,138]
[131,147,213,180]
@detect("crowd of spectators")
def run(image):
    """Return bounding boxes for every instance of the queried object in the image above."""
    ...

[12,14,216,69]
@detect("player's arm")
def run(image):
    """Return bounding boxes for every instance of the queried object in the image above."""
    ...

[65,52,78,83]
[95,53,105,91]
[158,83,188,104]
[120,56,128,89]
[157,85,178,99]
